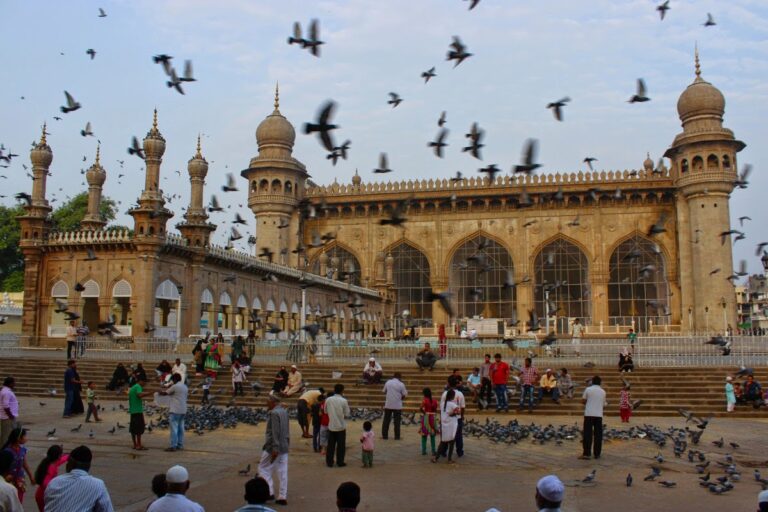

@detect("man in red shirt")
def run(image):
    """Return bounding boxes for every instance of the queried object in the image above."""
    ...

[518,357,539,413]
[490,353,510,412]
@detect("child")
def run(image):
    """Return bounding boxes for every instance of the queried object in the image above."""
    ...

[319,393,331,455]
[2,427,34,502]
[202,376,212,405]
[734,382,744,404]
[725,376,736,412]
[34,444,68,511]
[232,361,246,397]
[627,328,637,349]
[360,421,375,468]
[419,387,439,456]
[619,383,631,423]
[85,381,101,422]
[311,394,324,453]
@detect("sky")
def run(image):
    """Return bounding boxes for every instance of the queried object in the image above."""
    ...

[1,0,767,275]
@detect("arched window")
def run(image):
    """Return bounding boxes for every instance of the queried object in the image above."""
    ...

[722,155,731,169]
[391,242,432,331]
[271,179,282,193]
[707,154,719,170]
[533,238,591,331]
[311,245,361,285]
[449,235,515,320]
[285,181,293,195]
[608,235,670,330]
[692,156,704,171]
[51,280,69,298]
[259,179,269,192]
[680,159,689,173]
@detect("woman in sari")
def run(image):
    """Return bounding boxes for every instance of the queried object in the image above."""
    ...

[192,339,205,376]
[204,334,224,378]
[419,387,439,456]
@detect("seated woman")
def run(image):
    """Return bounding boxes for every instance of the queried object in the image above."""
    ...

[272,366,289,395]
[618,348,634,373]
[107,363,130,391]
[130,363,148,385]
[156,359,172,376]
[362,358,383,384]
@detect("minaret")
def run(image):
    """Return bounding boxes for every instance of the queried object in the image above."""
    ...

[129,109,173,238]
[177,135,216,248]
[81,145,107,230]
[665,48,745,332]
[241,85,308,267]
[18,124,55,344]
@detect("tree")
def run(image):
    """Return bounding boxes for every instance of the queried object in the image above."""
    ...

[0,204,24,290]
[50,192,117,232]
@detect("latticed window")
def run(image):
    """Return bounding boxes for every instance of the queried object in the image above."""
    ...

[533,238,591,331]
[449,235,515,320]
[608,235,669,330]
[311,245,361,286]
[391,243,432,331]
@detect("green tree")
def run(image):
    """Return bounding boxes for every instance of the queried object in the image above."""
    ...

[50,192,117,232]
[1,270,24,292]
[0,204,24,289]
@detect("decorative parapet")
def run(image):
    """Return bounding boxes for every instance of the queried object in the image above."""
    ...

[47,228,133,245]
[305,168,673,197]
[164,232,189,247]
[205,244,381,299]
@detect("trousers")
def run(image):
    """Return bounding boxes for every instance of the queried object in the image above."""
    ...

[85,403,99,422]
[480,377,493,404]
[362,449,373,467]
[169,413,185,449]
[258,450,288,500]
[326,429,346,467]
[455,417,464,456]
[494,384,508,409]
[0,419,17,447]
[382,409,402,439]
[582,416,603,457]
[519,384,535,410]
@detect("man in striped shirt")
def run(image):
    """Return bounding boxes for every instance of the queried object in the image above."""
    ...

[44,445,113,512]
[518,358,539,413]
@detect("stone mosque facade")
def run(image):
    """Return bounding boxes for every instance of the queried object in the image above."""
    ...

[17,55,744,346]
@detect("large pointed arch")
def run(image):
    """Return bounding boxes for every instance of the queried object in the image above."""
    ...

[608,233,670,330]
[310,242,363,285]
[533,236,591,329]
[448,232,515,320]
[388,240,433,331]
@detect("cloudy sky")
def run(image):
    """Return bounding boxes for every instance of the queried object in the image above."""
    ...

[1,0,766,273]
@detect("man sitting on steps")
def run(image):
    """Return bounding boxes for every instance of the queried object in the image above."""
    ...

[416,343,437,371]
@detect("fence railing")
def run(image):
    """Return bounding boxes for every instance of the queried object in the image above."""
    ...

[1,334,766,368]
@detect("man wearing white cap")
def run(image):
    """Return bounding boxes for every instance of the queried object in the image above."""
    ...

[362,358,383,384]
[283,366,303,397]
[258,394,290,506]
[147,465,204,512]
[535,474,564,512]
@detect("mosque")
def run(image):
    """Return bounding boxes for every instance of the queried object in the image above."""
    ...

[17,52,744,346]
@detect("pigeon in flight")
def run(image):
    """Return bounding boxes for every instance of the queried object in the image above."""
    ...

[422,67,437,83]
[478,164,500,184]
[127,136,145,159]
[60,91,81,113]
[388,92,403,108]
[446,36,472,67]
[208,195,223,212]
[547,97,570,121]
[303,100,338,151]
[373,153,392,174]
[98,7,107,17]
[583,157,597,171]
[86,49,96,60]
[465,0,480,9]
[733,164,751,189]
[302,19,324,57]
[222,173,238,192]
[657,0,670,20]
[166,67,185,95]
[462,122,484,159]
[703,13,716,26]
[179,60,196,82]
[428,128,449,158]
[80,122,94,137]
[153,54,174,75]
[512,139,541,174]
[628,79,650,103]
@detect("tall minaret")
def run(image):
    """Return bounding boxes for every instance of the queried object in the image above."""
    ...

[665,48,745,332]
[18,124,55,344]
[81,145,107,231]
[177,135,216,248]
[241,85,308,267]
[129,110,173,238]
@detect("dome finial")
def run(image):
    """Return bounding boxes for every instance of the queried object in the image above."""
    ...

[694,43,701,79]
[274,82,280,112]
[151,108,159,134]
[40,122,47,145]
[95,143,101,165]
[195,134,202,158]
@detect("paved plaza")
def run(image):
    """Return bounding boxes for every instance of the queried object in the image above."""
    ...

[11,395,767,511]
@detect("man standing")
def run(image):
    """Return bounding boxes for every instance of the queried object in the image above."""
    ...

[171,358,187,384]
[160,373,188,452]
[128,376,151,450]
[478,354,493,409]
[440,375,466,457]
[535,475,565,512]
[63,360,81,418]
[325,383,350,468]
[297,388,323,439]
[382,372,407,440]
[580,375,606,460]
[570,318,585,357]
[258,394,289,506]
[0,377,18,447]
[538,369,560,404]
[44,445,113,511]
[66,320,78,360]
[282,366,303,397]
[490,353,510,413]
[147,465,204,512]
[518,357,539,413]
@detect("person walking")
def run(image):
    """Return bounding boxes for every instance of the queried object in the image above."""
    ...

[65,321,77,360]
[490,353,510,413]
[580,375,606,460]
[0,377,19,447]
[381,372,407,440]
[258,395,290,506]
[570,318,585,357]
[43,446,113,512]
[160,373,188,452]
[325,383,351,468]
[84,381,101,423]
[128,376,151,450]
[147,465,204,512]
[62,360,81,419]
[478,354,493,409]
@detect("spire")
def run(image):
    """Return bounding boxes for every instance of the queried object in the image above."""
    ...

[40,122,47,146]
[694,43,701,80]
[195,134,202,159]
[274,82,280,113]
[151,108,159,134]
[95,143,101,165]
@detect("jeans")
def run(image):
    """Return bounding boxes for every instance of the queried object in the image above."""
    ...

[66,341,75,360]
[494,384,508,409]
[326,429,346,467]
[455,417,464,456]
[480,377,493,405]
[519,384,535,410]
[582,416,603,457]
[169,413,185,449]
[312,423,321,452]
[538,387,560,402]
[63,390,75,416]
[382,409,402,439]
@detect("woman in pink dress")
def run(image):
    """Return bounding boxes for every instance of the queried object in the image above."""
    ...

[34,444,68,511]
[419,387,439,456]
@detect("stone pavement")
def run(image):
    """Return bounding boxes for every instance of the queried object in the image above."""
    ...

[13,395,768,511]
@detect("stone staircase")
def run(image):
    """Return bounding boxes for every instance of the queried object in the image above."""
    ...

[1,357,765,418]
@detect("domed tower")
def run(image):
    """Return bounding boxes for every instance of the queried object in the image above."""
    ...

[177,136,216,248]
[665,48,745,332]
[241,85,308,266]
[81,145,107,231]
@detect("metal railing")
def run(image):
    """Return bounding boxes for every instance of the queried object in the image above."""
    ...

[0,334,766,368]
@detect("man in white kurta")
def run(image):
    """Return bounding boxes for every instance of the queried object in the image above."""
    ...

[283,366,303,396]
